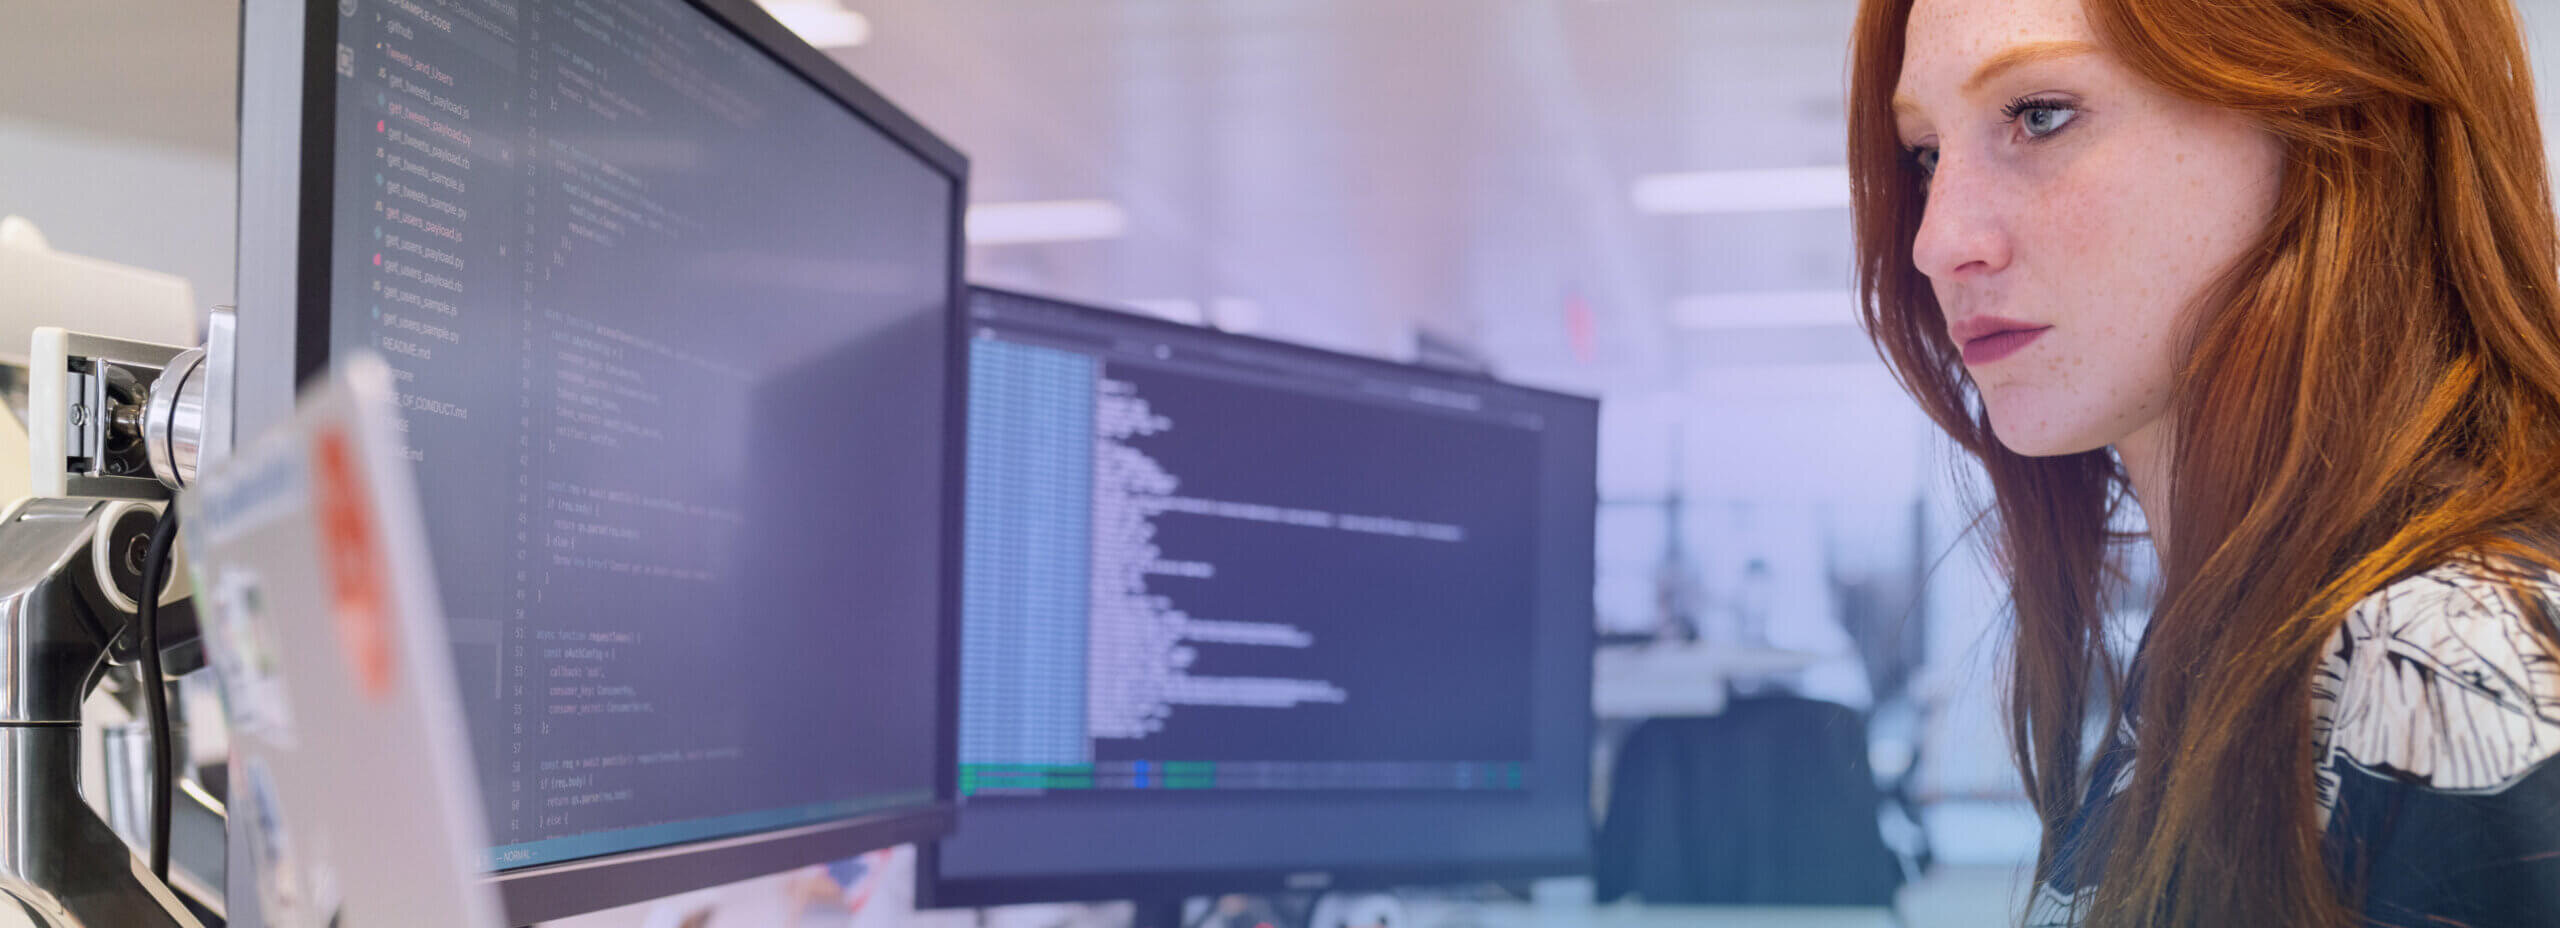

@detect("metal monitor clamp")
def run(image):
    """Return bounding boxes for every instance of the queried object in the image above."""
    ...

[30,329,208,503]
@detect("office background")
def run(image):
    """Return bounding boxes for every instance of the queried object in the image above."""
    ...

[12,1,2558,924]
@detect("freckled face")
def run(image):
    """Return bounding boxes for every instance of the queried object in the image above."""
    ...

[1892,0,2283,456]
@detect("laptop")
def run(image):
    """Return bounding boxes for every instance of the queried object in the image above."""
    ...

[182,353,503,928]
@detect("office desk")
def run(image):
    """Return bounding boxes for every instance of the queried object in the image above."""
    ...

[1330,899,1900,928]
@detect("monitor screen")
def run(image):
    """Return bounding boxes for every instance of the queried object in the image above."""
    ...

[237,0,965,919]
[924,287,1596,905]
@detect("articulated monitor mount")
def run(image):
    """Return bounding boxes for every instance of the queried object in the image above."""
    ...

[0,323,224,927]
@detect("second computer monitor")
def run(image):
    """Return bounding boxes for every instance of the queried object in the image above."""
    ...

[925,287,1598,906]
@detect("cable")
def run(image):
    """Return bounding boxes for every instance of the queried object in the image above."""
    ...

[136,505,182,881]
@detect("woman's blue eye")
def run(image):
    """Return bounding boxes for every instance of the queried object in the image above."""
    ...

[2010,101,2078,139]
[1912,146,1940,179]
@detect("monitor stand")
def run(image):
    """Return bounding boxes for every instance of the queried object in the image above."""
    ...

[1136,893,1318,928]
[1130,897,1188,928]
[0,498,205,928]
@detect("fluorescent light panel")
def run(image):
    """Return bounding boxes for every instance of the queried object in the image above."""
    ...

[1632,166,1851,215]
[1123,298,1204,325]
[1671,289,1860,330]
[756,0,870,49]
[1123,297,1267,333]
[966,200,1129,246]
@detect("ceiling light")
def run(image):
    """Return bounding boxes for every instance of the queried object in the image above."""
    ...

[966,200,1129,246]
[1631,166,1851,215]
[1124,298,1204,325]
[757,0,870,49]
[1669,290,1860,329]
[1209,297,1266,333]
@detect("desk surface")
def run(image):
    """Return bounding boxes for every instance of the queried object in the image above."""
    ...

[1592,643,1826,719]
[1359,900,1900,928]
[847,899,1900,928]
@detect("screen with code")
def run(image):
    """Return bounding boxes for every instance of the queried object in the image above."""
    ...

[933,288,1596,895]
[325,0,953,870]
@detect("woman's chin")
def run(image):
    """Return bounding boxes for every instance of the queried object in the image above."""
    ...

[1987,409,2112,459]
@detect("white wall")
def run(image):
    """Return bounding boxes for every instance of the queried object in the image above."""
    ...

[0,1,237,316]
[0,118,234,311]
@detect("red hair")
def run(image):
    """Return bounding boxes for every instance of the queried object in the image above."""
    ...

[1848,0,2560,924]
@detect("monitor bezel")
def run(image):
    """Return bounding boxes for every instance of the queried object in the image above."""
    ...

[234,0,969,922]
[918,285,1599,911]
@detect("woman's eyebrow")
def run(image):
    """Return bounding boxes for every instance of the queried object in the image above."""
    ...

[1891,39,2099,117]
[1961,39,2097,95]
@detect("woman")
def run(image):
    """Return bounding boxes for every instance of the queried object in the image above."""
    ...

[1848,0,2560,924]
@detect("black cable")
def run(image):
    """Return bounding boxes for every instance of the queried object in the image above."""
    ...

[137,505,182,881]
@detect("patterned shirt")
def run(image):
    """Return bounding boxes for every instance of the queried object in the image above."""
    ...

[2029,561,2560,927]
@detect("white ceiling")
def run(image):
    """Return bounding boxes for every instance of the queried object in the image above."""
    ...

[0,2,238,156]
[826,0,1870,396]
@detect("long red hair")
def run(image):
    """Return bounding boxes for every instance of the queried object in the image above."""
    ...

[1848,0,2560,924]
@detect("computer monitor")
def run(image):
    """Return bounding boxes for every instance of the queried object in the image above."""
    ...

[921,287,1599,911]
[233,0,966,921]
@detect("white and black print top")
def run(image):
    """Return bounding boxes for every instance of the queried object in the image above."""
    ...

[2028,560,2560,927]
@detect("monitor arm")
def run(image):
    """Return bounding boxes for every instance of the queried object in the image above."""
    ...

[0,496,204,927]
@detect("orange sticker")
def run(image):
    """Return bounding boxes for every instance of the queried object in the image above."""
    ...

[314,426,396,699]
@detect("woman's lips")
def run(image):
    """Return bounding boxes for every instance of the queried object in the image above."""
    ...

[1961,326,2052,365]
